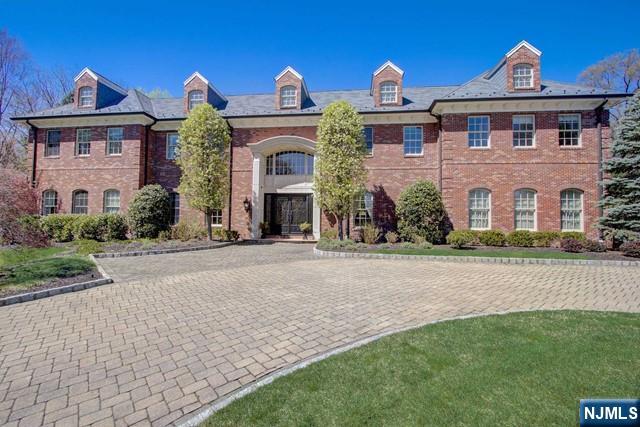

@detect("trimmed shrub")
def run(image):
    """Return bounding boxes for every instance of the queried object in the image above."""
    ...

[385,231,398,244]
[171,221,206,241]
[220,229,240,242]
[478,230,506,247]
[561,238,584,253]
[446,230,476,249]
[102,214,128,241]
[316,238,357,251]
[532,231,561,247]
[40,214,79,242]
[583,239,606,253]
[506,230,535,247]
[361,225,379,245]
[16,215,49,247]
[320,229,337,240]
[560,231,586,241]
[620,241,640,258]
[299,222,312,236]
[128,185,170,238]
[396,180,447,244]
[72,215,103,241]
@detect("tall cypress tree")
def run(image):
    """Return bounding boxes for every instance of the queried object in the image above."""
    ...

[599,92,640,242]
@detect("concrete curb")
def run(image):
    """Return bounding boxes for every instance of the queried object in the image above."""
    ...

[176,308,571,427]
[92,241,237,258]
[313,246,640,267]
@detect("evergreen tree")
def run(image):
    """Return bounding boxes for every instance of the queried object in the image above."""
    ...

[599,91,640,242]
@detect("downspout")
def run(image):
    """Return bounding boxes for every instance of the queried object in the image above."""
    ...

[432,112,443,191]
[26,120,38,187]
[143,118,157,186]
[595,99,608,239]
[227,122,234,231]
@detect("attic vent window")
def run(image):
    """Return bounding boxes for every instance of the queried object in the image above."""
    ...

[513,64,533,89]
[380,81,397,104]
[280,86,297,108]
[79,86,94,107]
[188,90,205,110]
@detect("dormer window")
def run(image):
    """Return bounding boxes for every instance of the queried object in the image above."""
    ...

[188,90,204,110]
[79,86,93,107]
[280,86,297,108]
[513,64,533,89]
[380,81,397,104]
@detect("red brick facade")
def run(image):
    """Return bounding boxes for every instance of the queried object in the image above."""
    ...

[506,45,541,92]
[371,64,403,107]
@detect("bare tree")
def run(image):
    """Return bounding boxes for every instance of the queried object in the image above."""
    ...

[579,49,640,119]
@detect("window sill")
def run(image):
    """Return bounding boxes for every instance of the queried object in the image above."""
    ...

[559,146,583,150]
[513,146,536,150]
[469,147,491,150]
[106,154,122,157]
[43,156,60,159]
[75,155,90,158]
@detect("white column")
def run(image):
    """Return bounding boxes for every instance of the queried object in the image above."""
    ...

[251,153,263,239]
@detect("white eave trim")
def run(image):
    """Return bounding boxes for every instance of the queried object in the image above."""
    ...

[506,40,542,58]
[74,67,128,96]
[373,61,404,77]
[431,97,607,115]
[275,66,303,81]
[183,71,228,102]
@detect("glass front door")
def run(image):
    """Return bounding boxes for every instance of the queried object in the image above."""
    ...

[265,194,312,235]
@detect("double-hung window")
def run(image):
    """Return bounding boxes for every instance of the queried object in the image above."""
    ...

[107,127,123,155]
[76,129,91,156]
[166,133,179,160]
[280,86,297,108]
[42,190,58,215]
[103,190,120,213]
[468,116,490,148]
[45,130,61,157]
[380,81,397,104]
[403,126,423,155]
[561,189,583,231]
[353,191,373,227]
[79,86,93,107]
[512,115,535,147]
[469,189,491,230]
[559,114,581,146]
[211,209,223,227]
[72,190,88,214]
[514,189,536,230]
[188,90,204,110]
[169,193,180,225]
[513,64,533,89]
[363,127,373,155]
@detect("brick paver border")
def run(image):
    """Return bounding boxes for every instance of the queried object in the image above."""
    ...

[314,246,640,267]
[92,241,237,258]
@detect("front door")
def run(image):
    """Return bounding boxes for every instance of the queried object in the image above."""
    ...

[265,194,312,235]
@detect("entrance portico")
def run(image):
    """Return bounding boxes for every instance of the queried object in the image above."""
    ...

[248,136,321,239]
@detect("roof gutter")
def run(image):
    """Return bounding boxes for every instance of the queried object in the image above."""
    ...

[11,111,157,122]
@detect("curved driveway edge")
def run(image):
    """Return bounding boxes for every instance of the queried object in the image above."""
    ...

[314,246,640,267]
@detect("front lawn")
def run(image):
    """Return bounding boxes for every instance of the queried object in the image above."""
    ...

[373,246,588,259]
[205,311,640,426]
[0,246,96,297]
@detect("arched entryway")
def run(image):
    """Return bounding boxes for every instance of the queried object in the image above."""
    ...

[248,136,320,239]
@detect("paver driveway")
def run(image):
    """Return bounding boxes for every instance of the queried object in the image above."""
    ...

[1,243,639,427]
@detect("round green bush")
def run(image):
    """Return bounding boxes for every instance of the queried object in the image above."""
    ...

[478,230,506,246]
[40,214,79,242]
[396,180,447,244]
[102,214,128,241]
[506,230,535,247]
[532,231,562,247]
[128,185,170,238]
[446,230,477,248]
[72,215,103,241]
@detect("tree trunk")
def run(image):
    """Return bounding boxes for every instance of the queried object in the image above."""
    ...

[205,209,212,241]
[346,215,350,239]
[337,215,344,240]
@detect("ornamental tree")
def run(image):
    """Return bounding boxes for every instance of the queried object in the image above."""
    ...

[177,103,231,240]
[314,101,367,240]
[599,91,640,243]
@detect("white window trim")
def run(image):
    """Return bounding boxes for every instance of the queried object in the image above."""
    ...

[512,114,536,149]
[514,189,537,231]
[211,209,223,227]
[75,128,91,157]
[380,81,398,104]
[166,133,178,160]
[468,115,491,149]
[513,64,534,89]
[188,90,205,110]
[106,127,123,156]
[103,190,120,213]
[364,126,374,157]
[78,86,93,107]
[559,113,582,148]
[45,129,61,158]
[469,189,491,230]
[560,189,584,232]
[280,86,297,108]
[403,125,423,157]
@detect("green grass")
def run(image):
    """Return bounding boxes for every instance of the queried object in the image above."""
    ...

[0,246,95,292]
[205,311,640,427]
[373,247,588,259]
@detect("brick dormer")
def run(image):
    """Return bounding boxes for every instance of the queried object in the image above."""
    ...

[183,71,227,114]
[73,67,127,110]
[275,66,309,110]
[370,61,404,107]
[506,41,542,92]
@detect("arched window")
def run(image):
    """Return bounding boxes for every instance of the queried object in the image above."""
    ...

[560,189,583,231]
[103,190,120,213]
[188,90,204,110]
[469,189,491,230]
[514,189,536,230]
[265,151,314,176]
[79,86,94,107]
[42,190,58,215]
[72,190,89,214]
[280,85,297,108]
[380,81,398,104]
[513,64,533,89]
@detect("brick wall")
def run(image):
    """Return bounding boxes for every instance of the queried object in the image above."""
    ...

[275,71,303,110]
[506,46,541,92]
[74,73,98,109]
[371,66,403,107]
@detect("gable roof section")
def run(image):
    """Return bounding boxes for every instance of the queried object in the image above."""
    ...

[506,40,542,58]
[74,67,128,96]
[183,71,228,103]
[373,61,404,77]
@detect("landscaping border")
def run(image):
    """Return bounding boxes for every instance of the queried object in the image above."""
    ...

[313,246,640,267]
[92,240,237,258]
[0,255,112,307]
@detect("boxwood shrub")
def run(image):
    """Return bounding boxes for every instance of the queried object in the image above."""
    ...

[446,230,477,248]
[128,185,170,238]
[506,230,535,247]
[40,214,79,242]
[478,230,506,247]
[396,180,447,244]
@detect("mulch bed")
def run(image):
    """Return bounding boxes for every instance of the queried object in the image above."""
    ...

[0,268,103,299]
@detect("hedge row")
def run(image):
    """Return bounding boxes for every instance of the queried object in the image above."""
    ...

[446,229,586,249]
[41,214,128,242]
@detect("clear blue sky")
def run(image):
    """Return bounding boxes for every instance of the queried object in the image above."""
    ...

[2,0,638,96]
